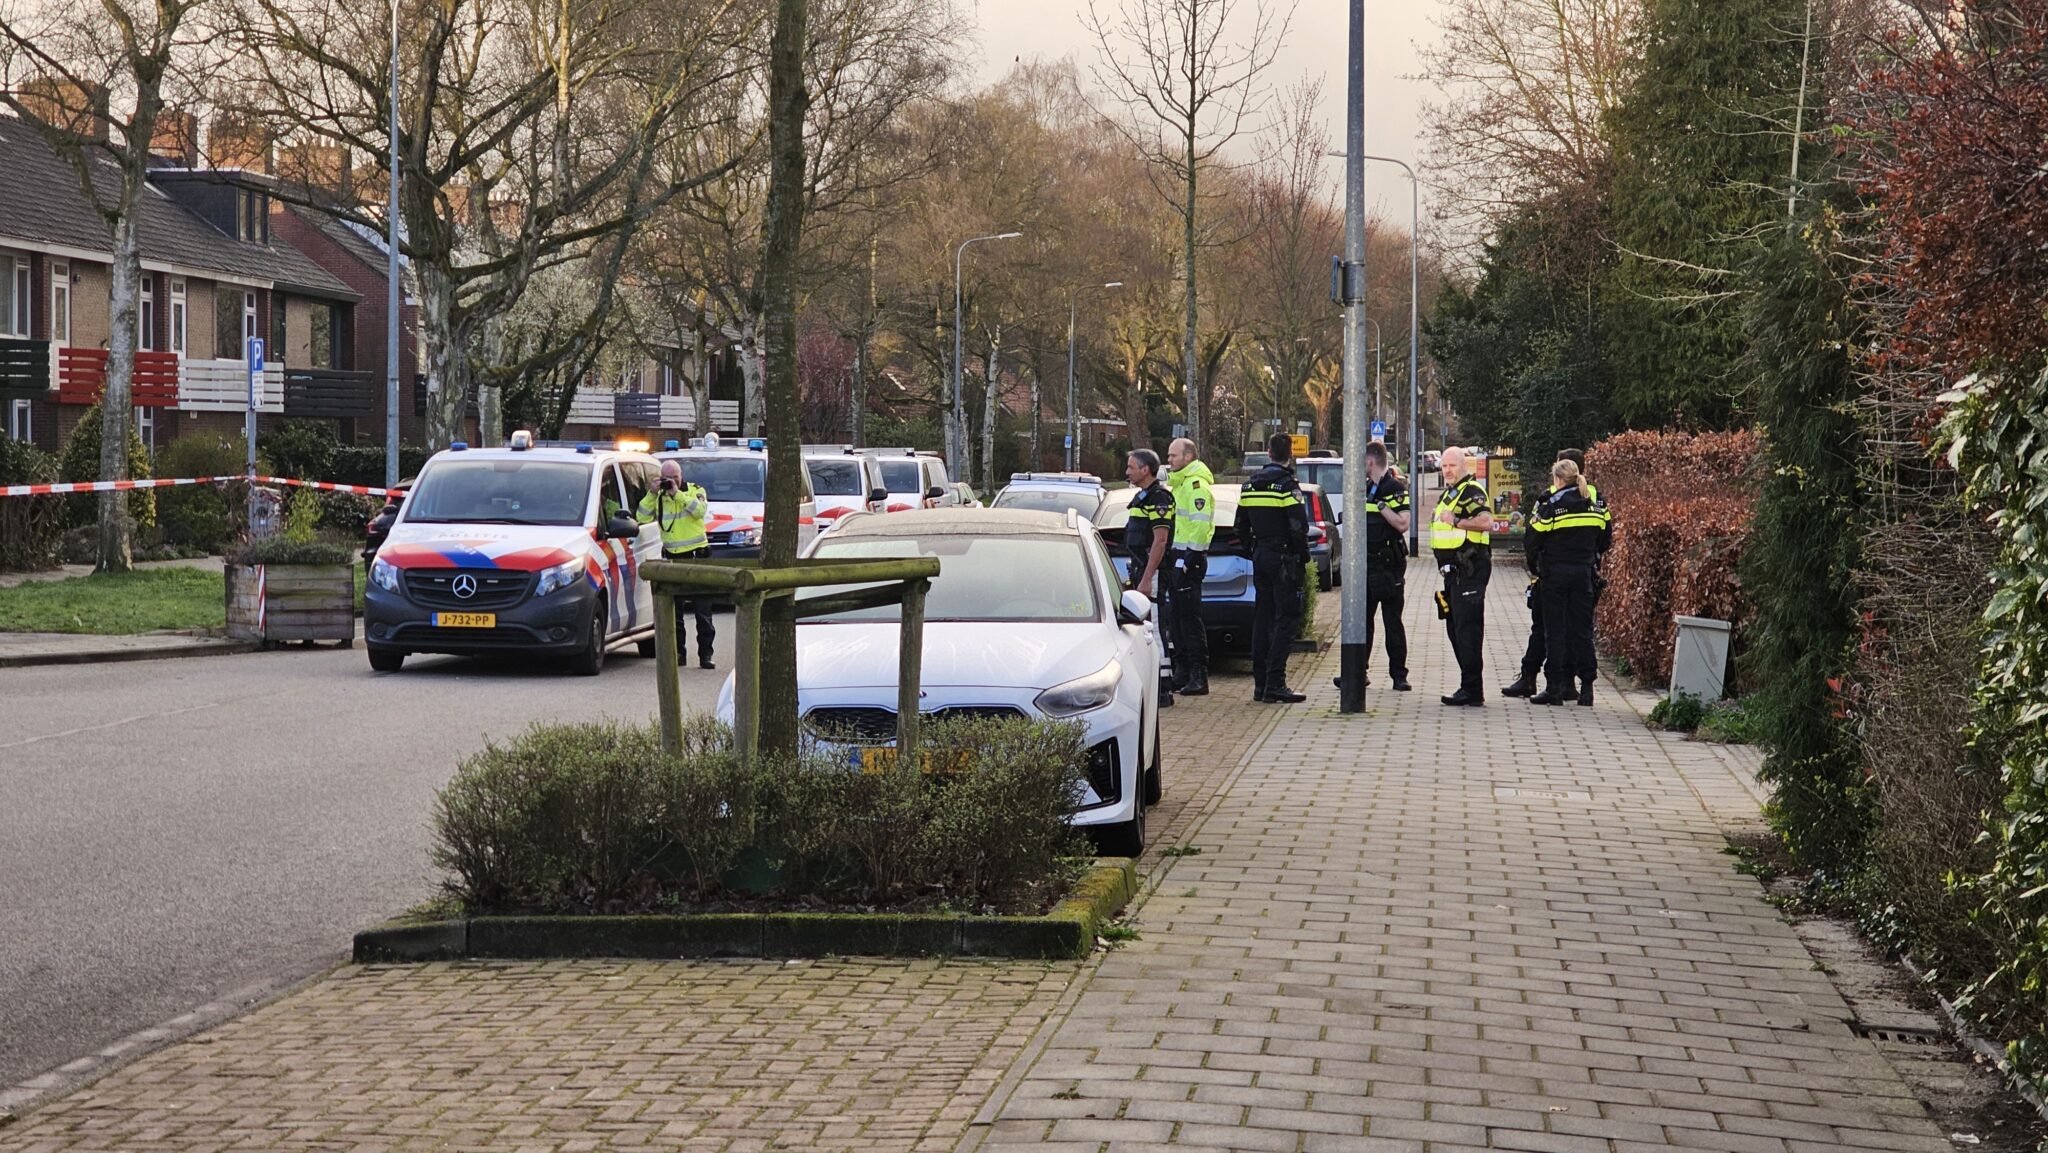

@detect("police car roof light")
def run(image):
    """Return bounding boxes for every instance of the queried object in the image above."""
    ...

[664,440,681,451]
[508,430,534,451]
[747,438,766,451]
[576,443,593,454]
[450,441,468,451]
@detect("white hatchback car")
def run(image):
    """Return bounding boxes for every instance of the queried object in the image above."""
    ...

[714,507,1164,854]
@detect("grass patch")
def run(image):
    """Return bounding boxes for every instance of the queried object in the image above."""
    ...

[1161,844,1204,858]
[1693,695,1762,744]
[0,567,225,634]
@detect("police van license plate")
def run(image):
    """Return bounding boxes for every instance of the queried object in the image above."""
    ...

[433,612,496,628]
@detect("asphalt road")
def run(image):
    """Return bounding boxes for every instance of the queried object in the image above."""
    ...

[0,632,733,1091]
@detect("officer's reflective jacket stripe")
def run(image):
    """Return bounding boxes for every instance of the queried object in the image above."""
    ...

[1527,486,1612,569]
[1168,459,1216,550]
[1431,478,1490,551]
[636,486,710,553]
[1239,463,1310,560]
[1123,481,1176,558]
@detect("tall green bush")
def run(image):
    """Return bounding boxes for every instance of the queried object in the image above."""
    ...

[1941,366,2048,1092]
[58,402,153,532]
[0,434,63,570]
[259,419,340,480]
[1739,214,1869,873]
[153,432,250,552]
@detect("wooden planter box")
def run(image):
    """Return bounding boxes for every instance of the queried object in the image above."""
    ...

[226,562,355,647]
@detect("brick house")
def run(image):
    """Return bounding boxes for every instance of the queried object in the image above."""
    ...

[0,114,366,458]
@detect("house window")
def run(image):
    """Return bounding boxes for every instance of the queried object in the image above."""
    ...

[216,284,240,358]
[308,300,331,368]
[9,398,29,442]
[269,293,286,364]
[139,277,155,351]
[136,405,154,454]
[0,254,27,337]
[50,262,68,343]
[169,279,186,354]
[243,290,257,348]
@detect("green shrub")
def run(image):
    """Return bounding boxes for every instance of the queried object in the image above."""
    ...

[1694,695,1763,744]
[1299,561,1318,639]
[0,435,63,571]
[259,419,339,481]
[58,402,153,532]
[227,535,356,566]
[330,443,431,488]
[430,715,1090,914]
[154,432,250,552]
[1647,691,1708,732]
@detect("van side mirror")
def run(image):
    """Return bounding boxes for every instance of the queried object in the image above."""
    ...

[605,513,640,539]
[868,487,889,507]
[924,485,946,501]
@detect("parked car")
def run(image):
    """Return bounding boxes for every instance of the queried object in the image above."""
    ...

[802,450,889,527]
[656,436,817,559]
[949,481,982,508]
[862,448,960,511]
[716,507,1164,854]
[362,432,662,675]
[1096,484,1259,652]
[1300,482,1341,591]
[990,472,1107,520]
[1294,457,1346,521]
[1240,451,1271,473]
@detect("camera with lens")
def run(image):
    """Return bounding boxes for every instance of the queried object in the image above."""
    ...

[660,476,678,493]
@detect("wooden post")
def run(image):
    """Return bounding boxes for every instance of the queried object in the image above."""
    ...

[654,588,682,752]
[896,578,927,755]
[732,591,764,761]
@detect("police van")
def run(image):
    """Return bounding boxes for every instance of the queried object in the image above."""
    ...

[801,446,890,527]
[655,436,818,558]
[362,431,663,675]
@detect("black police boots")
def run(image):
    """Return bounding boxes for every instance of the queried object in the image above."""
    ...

[1262,685,1307,703]
[1528,684,1570,705]
[1181,670,1209,696]
[1500,674,1537,698]
[1578,682,1595,706]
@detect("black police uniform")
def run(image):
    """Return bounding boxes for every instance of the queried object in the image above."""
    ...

[1361,471,1412,685]
[1526,484,1612,705]
[1509,483,1557,694]
[1433,474,1491,702]
[1239,461,1311,700]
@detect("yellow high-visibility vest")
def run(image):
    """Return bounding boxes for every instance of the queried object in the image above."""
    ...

[1431,478,1490,550]
[636,485,709,553]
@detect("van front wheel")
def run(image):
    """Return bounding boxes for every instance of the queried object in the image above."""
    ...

[568,601,607,676]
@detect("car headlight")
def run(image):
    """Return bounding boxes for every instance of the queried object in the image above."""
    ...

[729,525,761,547]
[1035,659,1123,717]
[534,557,586,597]
[370,557,400,591]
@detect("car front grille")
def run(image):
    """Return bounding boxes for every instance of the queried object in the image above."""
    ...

[404,568,532,609]
[804,704,1028,745]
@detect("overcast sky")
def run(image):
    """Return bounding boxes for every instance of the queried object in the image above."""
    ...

[964,0,1441,222]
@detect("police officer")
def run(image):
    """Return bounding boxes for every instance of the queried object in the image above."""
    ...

[637,460,716,669]
[1525,458,1611,705]
[1503,448,1592,699]
[1432,446,1494,705]
[1124,448,1177,707]
[1240,433,1310,704]
[1360,441,1413,691]
[1165,437,1214,696]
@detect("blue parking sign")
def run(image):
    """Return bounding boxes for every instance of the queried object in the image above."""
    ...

[247,338,265,373]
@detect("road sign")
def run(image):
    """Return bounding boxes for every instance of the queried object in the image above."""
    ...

[246,337,265,373]
[1289,434,1309,459]
[1064,435,1073,448]
[1370,420,1386,442]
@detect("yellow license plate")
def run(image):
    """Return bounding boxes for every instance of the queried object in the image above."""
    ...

[433,612,496,628]
[857,747,974,775]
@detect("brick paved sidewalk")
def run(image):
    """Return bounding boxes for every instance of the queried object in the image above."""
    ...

[967,553,1950,1152]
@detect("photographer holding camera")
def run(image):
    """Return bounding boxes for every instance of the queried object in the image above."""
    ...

[636,460,716,669]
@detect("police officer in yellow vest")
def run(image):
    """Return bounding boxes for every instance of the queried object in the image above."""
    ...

[637,460,716,669]
[1432,447,1494,705]
[1165,437,1214,696]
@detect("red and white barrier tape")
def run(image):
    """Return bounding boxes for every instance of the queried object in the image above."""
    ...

[0,475,401,498]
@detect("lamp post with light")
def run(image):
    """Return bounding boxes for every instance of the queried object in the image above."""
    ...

[951,231,1022,475]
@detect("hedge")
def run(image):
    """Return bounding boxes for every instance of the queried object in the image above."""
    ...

[1585,429,1758,686]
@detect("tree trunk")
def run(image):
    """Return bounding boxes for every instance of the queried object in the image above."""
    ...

[691,326,711,437]
[1028,371,1041,472]
[738,311,765,436]
[97,209,141,573]
[757,0,810,758]
[980,325,1001,493]
[478,383,501,447]
[418,265,469,449]
[1122,358,1147,454]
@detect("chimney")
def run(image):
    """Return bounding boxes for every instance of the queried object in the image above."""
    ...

[18,77,109,144]
[150,108,199,167]
[276,140,351,200]
[206,112,272,172]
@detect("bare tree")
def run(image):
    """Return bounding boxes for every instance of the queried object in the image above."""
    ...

[1417,0,1640,246]
[1086,0,1292,457]
[757,0,807,754]
[227,0,752,448]
[0,0,216,570]
[1237,79,1340,439]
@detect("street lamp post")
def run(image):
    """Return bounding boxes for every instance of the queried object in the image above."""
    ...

[1067,281,1122,471]
[1361,154,1420,557]
[384,0,401,486]
[952,231,1022,475]
[1363,317,1383,425]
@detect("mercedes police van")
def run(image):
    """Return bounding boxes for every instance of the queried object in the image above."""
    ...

[362,432,663,675]
[655,436,818,558]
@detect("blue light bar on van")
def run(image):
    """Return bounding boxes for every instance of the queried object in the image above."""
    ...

[747,438,767,451]
[450,441,468,451]
[664,440,681,451]
[576,444,593,454]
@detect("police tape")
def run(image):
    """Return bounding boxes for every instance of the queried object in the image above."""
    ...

[0,475,401,498]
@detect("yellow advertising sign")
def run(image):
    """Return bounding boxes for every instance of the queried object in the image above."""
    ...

[1289,434,1310,460]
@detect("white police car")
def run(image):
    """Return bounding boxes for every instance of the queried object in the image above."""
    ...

[655,436,818,558]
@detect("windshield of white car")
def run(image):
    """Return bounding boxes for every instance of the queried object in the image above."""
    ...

[877,460,921,493]
[402,459,591,525]
[678,457,766,502]
[991,488,1104,519]
[803,534,1100,622]
[807,460,863,496]
[1298,462,1343,493]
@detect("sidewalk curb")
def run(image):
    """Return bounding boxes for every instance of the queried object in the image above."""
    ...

[352,860,1139,964]
[0,639,260,669]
